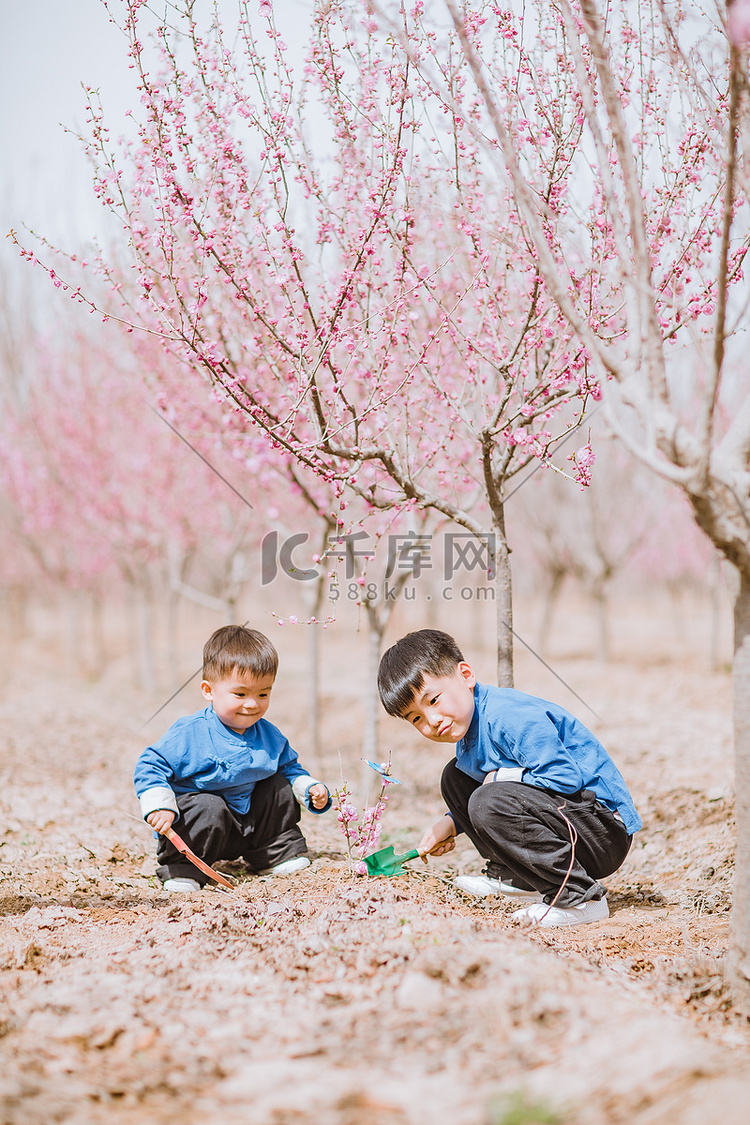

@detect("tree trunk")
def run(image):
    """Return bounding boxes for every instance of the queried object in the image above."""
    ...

[166,583,180,691]
[305,566,330,771]
[359,570,410,795]
[538,570,565,657]
[126,581,140,690]
[362,619,384,765]
[307,621,321,773]
[426,573,439,628]
[224,593,238,623]
[709,557,723,675]
[3,585,28,642]
[90,588,107,676]
[65,589,85,677]
[592,582,610,664]
[137,579,156,694]
[494,512,514,688]
[728,568,750,1009]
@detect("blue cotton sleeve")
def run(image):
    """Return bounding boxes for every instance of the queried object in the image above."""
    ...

[276,739,312,784]
[277,740,332,814]
[488,706,586,794]
[133,746,180,821]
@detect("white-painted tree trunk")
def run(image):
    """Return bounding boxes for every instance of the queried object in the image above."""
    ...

[729,571,750,1009]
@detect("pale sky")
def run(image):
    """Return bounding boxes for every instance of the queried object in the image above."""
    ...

[0,0,313,247]
[0,0,138,244]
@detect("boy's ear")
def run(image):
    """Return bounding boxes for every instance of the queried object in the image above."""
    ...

[200,679,213,702]
[457,661,476,687]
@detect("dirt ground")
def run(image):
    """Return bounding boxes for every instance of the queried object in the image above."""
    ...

[1,591,749,1125]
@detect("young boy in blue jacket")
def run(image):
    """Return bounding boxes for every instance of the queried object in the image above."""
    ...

[135,625,331,893]
[378,629,641,928]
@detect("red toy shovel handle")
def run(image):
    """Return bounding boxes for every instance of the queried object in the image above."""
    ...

[161,826,236,890]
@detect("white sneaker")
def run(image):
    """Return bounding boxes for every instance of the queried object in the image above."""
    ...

[262,856,311,876]
[163,877,201,893]
[512,897,609,928]
[454,874,543,902]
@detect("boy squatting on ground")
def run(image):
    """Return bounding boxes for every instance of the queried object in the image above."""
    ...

[134,626,331,893]
[378,629,642,929]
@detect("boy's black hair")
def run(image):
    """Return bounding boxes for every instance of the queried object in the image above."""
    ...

[202,625,278,682]
[377,629,465,717]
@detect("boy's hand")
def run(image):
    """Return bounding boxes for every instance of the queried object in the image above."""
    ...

[417,814,457,862]
[308,783,329,810]
[146,809,176,834]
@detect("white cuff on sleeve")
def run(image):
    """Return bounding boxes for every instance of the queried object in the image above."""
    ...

[292,775,321,805]
[495,766,525,783]
[139,786,179,820]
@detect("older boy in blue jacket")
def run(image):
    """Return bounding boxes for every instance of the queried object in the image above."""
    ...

[378,629,640,928]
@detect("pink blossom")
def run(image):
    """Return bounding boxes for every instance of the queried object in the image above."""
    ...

[569,443,596,489]
[728,0,750,46]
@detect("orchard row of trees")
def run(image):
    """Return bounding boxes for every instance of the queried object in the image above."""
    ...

[12,1,750,995]
[20,0,741,674]
[0,274,716,683]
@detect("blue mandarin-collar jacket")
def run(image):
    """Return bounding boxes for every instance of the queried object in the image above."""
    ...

[455,683,642,834]
[134,706,330,822]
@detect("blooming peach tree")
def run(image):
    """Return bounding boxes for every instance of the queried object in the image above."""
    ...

[17,0,605,687]
[399,0,750,998]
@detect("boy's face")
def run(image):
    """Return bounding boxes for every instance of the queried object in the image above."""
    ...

[401,662,477,742]
[200,669,275,734]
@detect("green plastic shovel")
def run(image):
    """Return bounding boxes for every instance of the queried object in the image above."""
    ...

[363,845,422,877]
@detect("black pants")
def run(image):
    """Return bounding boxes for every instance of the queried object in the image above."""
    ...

[442,759,632,907]
[156,773,307,885]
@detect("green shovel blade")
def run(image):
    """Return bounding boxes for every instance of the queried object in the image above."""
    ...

[363,845,420,877]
